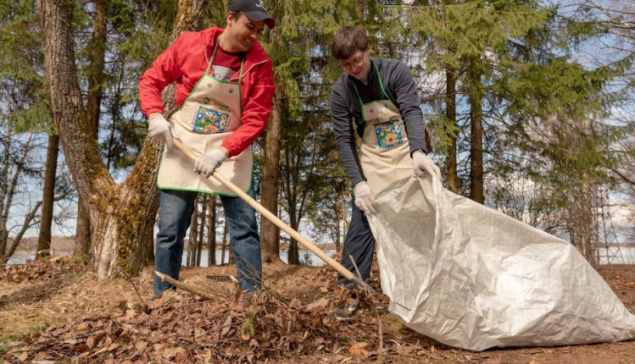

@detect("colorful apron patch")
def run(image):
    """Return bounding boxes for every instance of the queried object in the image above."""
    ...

[374,119,404,149]
[193,106,229,134]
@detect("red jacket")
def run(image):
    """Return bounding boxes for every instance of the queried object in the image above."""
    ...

[139,27,275,157]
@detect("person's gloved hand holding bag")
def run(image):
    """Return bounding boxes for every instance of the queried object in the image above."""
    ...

[412,150,441,179]
[354,181,376,214]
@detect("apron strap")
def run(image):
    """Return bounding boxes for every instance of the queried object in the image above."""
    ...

[352,62,396,112]
[206,38,246,114]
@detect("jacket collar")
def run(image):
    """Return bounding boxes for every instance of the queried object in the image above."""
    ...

[202,27,269,78]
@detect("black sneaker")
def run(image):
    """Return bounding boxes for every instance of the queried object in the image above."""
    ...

[335,296,360,321]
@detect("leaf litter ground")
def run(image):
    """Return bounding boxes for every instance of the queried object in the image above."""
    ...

[1,257,635,363]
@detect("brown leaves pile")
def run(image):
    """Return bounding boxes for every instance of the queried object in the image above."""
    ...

[4,289,366,363]
[2,252,451,363]
[0,256,87,283]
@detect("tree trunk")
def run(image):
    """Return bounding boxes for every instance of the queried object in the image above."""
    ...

[0,127,13,258]
[36,134,60,258]
[75,0,107,257]
[288,239,299,265]
[74,202,91,256]
[468,62,484,204]
[445,63,459,193]
[288,206,299,265]
[342,191,350,246]
[208,195,216,266]
[197,194,206,266]
[188,198,198,267]
[38,0,209,278]
[86,0,106,131]
[90,183,160,276]
[260,89,284,263]
[221,222,229,265]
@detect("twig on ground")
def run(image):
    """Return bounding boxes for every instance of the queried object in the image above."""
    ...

[118,268,144,304]
[371,301,384,352]
[155,271,219,300]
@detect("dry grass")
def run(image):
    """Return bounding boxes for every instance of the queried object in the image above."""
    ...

[0,261,321,340]
[1,268,147,338]
[3,259,635,364]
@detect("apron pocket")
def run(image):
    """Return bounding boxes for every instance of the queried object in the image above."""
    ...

[374,119,405,149]
[193,105,229,134]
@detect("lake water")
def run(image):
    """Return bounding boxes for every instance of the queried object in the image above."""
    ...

[7,246,634,267]
[6,250,335,267]
[598,246,635,265]
[180,250,335,267]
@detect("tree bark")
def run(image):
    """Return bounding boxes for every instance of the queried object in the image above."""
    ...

[38,0,209,278]
[75,0,107,256]
[197,194,206,266]
[468,61,484,204]
[208,195,216,266]
[0,127,13,258]
[221,222,228,265]
[444,63,459,193]
[86,0,106,131]
[188,198,199,267]
[281,148,300,265]
[260,90,284,263]
[37,134,59,258]
[74,201,91,256]
[288,214,299,265]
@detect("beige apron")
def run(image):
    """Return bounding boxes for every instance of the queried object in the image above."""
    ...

[355,64,413,194]
[157,41,252,196]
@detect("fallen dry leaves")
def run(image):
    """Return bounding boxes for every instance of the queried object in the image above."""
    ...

[348,341,371,358]
[6,289,344,363]
[7,256,634,363]
[2,259,394,364]
[0,256,86,283]
[1,255,451,363]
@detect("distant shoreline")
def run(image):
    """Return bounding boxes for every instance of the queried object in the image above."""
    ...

[10,236,634,253]
[13,236,338,254]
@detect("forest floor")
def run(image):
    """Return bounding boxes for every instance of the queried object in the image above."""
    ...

[1,257,634,364]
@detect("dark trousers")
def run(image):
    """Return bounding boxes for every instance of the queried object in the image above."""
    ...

[337,201,375,288]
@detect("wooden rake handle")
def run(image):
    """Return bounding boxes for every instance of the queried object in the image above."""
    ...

[173,139,374,293]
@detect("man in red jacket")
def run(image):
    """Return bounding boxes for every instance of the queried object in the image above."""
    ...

[139,0,275,297]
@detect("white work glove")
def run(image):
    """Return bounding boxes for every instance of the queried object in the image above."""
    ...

[354,181,376,214]
[148,114,176,150]
[194,149,227,178]
[413,150,441,179]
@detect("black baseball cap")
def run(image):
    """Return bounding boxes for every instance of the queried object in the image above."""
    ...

[228,0,275,29]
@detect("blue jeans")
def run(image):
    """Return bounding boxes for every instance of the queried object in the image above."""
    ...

[153,188,262,296]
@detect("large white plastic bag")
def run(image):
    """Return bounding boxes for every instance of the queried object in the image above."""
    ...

[367,175,635,351]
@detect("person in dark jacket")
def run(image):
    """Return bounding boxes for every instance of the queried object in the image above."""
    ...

[329,26,440,319]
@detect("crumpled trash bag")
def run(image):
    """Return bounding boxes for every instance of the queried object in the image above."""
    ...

[367,175,635,351]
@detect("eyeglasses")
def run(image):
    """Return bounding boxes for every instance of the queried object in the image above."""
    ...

[339,53,366,71]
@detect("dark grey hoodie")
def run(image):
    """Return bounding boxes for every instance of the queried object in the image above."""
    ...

[330,57,429,187]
